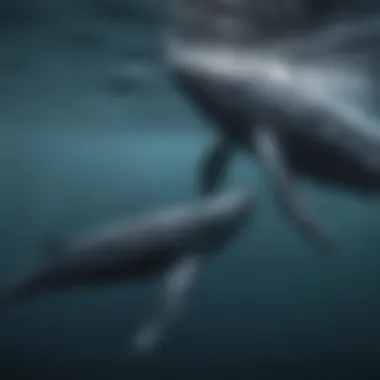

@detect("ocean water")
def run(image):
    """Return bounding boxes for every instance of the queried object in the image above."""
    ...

[1,2,380,379]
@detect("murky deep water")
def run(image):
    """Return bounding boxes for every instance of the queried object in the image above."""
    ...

[1,2,380,379]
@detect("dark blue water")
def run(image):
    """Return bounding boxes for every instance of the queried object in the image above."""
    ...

[1,2,380,379]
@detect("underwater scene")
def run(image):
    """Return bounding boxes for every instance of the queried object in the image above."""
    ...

[1,0,380,379]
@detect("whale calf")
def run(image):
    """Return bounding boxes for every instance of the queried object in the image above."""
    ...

[166,2,380,251]
[0,189,255,353]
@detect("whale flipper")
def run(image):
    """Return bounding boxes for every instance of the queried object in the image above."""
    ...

[132,255,202,354]
[254,125,334,251]
[199,138,232,194]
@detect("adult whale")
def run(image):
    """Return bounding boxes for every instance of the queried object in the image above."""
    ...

[0,189,255,353]
[165,3,380,250]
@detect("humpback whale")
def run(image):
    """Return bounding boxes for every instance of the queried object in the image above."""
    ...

[165,1,380,250]
[0,189,255,353]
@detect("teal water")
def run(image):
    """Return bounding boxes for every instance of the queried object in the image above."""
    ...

[1,126,380,379]
[1,3,380,379]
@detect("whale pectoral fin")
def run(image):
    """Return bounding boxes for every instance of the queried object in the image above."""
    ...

[199,137,232,194]
[254,125,334,251]
[131,255,202,354]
